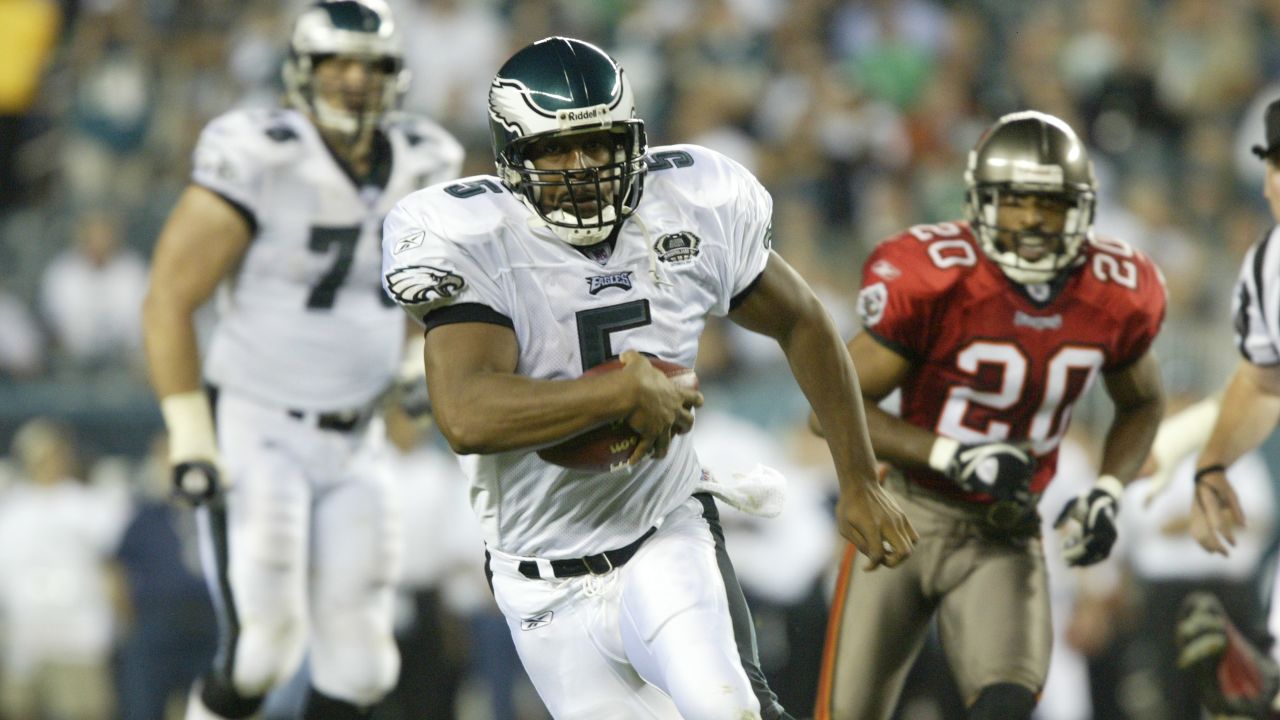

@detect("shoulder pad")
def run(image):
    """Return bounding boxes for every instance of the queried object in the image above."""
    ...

[396,175,514,242]
[200,108,308,163]
[386,114,464,160]
[642,143,759,210]
[1080,235,1167,318]
[864,222,980,300]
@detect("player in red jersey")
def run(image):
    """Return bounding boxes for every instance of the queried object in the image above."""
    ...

[812,111,1167,720]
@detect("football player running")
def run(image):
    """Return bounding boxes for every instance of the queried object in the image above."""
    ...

[142,2,462,718]
[382,37,916,719]
[812,111,1167,720]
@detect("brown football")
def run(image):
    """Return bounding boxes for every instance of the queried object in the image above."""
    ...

[535,357,698,472]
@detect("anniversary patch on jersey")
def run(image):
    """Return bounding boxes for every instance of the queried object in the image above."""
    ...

[858,282,888,327]
[385,265,465,306]
[392,231,425,255]
[653,231,701,264]
[587,271,634,295]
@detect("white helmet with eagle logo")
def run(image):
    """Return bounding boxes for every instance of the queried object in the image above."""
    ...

[282,0,409,139]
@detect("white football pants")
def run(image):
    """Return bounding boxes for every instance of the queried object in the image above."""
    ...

[486,494,789,720]
[197,391,401,707]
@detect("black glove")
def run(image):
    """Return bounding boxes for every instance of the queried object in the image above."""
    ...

[1053,476,1122,566]
[172,459,224,506]
[945,441,1036,502]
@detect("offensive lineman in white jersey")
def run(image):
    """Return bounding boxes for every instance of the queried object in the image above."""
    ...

[381,37,916,719]
[142,2,463,718]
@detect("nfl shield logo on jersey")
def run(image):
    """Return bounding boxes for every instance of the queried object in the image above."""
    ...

[653,231,701,264]
[385,265,466,306]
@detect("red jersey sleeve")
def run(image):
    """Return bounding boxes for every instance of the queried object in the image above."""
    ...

[856,223,978,359]
[1085,237,1167,370]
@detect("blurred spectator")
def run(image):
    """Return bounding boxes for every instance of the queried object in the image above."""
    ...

[829,0,949,111]
[0,280,45,380]
[38,207,148,372]
[395,0,507,147]
[1154,0,1258,120]
[0,0,63,210]
[0,418,129,720]
[63,1,158,207]
[112,434,217,720]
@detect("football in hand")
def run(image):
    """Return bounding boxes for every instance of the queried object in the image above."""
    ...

[536,357,699,472]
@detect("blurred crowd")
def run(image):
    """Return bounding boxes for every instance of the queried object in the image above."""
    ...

[5,0,1280,718]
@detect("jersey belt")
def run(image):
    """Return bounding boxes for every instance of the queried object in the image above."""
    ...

[285,407,368,433]
[518,526,658,579]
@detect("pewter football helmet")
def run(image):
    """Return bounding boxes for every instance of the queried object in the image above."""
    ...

[282,0,408,137]
[965,111,1097,284]
[488,37,646,246]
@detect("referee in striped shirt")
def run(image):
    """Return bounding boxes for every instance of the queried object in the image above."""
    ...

[1172,96,1280,719]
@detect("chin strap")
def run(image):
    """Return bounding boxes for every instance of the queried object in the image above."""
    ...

[629,211,672,289]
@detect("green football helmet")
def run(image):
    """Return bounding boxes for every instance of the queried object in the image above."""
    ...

[488,37,647,246]
[965,111,1097,285]
[282,0,408,137]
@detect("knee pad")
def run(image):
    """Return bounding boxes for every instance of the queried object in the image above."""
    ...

[968,683,1036,720]
[310,605,400,705]
[230,615,308,696]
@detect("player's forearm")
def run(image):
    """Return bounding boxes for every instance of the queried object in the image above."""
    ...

[141,291,204,399]
[1098,394,1164,482]
[861,404,939,472]
[780,313,879,491]
[1198,364,1280,471]
[430,372,636,455]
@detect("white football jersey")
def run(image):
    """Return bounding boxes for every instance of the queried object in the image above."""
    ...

[382,144,773,558]
[192,108,463,410]
[1234,225,1280,366]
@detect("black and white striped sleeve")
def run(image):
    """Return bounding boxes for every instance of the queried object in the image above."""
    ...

[1234,226,1280,366]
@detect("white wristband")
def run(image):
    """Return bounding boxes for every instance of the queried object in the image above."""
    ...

[1095,474,1124,502]
[1150,396,1219,471]
[160,391,219,463]
[928,437,961,473]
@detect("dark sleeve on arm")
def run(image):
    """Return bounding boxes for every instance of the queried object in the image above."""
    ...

[423,302,514,333]
[729,270,765,311]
